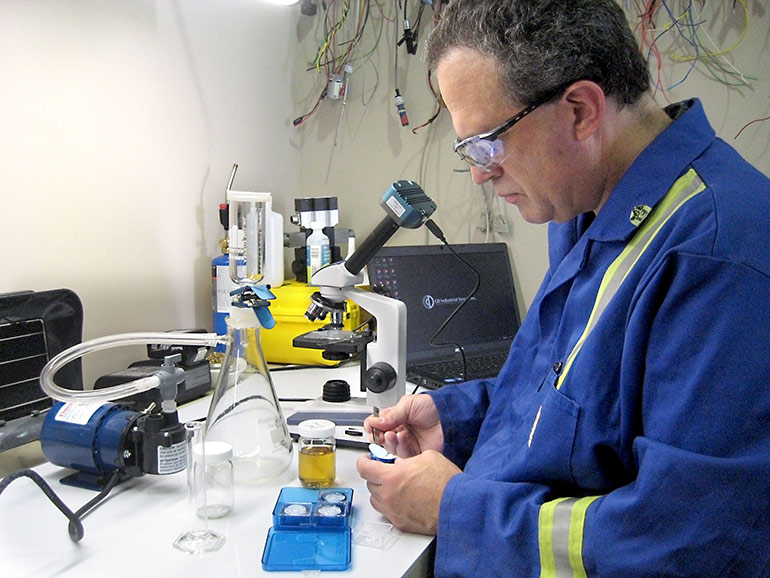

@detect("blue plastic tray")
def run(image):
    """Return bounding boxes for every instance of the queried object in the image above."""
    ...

[262,487,354,572]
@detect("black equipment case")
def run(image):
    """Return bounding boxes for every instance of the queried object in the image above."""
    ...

[0,289,83,424]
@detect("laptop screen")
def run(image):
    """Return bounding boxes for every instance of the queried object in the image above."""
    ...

[367,243,521,362]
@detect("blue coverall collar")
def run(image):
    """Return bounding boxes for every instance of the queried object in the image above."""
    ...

[545,99,715,284]
[584,98,716,243]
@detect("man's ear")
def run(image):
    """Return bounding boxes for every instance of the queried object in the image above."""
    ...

[562,80,605,142]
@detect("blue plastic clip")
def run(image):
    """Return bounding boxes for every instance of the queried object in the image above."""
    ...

[230,285,277,329]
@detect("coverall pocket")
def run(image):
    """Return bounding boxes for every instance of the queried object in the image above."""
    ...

[526,367,581,485]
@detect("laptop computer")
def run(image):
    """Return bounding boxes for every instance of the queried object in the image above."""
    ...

[367,243,521,389]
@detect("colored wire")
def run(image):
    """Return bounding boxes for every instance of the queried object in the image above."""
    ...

[314,0,352,72]
[671,0,753,88]
[658,0,700,91]
[670,0,749,62]
[411,70,443,133]
[297,0,392,126]
[625,0,755,97]
[735,113,770,139]
[293,85,327,126]
[296,0,449,136]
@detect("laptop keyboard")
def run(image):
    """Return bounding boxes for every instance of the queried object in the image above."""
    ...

[412,353,508,383]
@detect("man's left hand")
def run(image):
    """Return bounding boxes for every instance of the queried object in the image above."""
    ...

[356,449,461,535]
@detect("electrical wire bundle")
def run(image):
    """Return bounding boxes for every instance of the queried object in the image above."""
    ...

[294,0,382,127]
[294,0,447,133]
[312,0,368,74]
[626,0,755,98]
[625,0,768,137]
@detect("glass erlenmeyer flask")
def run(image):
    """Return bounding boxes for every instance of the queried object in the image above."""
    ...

[205,306,293,484]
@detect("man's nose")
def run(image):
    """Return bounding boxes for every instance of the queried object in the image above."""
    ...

[471,164,501,185]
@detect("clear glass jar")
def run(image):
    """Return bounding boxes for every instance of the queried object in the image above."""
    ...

[192,441,234,519]
[297,419,336,488]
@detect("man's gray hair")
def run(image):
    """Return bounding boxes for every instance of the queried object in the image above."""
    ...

[425,0,650,107]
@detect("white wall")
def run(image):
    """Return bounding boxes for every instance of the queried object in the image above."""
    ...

[0,0,300,382]
[0,1,767,382]
[291,2,770,316]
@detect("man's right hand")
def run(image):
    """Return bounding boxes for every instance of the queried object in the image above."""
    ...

[363,394,444,458]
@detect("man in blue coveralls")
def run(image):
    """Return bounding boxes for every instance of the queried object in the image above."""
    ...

[356,0,770,576]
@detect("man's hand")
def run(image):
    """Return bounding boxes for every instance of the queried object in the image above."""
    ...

[364,394,443,458]
[356,449,461,535]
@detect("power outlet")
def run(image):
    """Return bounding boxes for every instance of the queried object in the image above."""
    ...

[477,212,491,233]
[494,215,510,235]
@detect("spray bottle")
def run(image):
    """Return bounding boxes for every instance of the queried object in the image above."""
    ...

[306,221,331,283]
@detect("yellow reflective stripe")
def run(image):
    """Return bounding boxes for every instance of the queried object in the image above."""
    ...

[567,497,600,578]
[539,497,571,578]
[556,169,705,389]
[539,496,601,578]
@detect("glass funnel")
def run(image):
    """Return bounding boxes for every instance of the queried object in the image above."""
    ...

[205,306,292,484]
[227,189,270,286]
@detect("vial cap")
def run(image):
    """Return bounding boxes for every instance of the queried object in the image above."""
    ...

[193,441,233,464]
[297,419,336,438]
[310,221,324,231]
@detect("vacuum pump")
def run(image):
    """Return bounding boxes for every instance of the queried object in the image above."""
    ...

[40,399,187,490]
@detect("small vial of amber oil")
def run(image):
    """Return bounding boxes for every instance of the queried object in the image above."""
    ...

[297,419,336,488]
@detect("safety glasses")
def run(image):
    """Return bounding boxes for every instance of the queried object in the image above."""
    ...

[452,83,574,171]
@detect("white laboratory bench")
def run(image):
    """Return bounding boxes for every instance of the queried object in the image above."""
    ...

[0,364,435,578]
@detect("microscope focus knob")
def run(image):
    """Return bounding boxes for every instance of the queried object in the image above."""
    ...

[364,362,397,394]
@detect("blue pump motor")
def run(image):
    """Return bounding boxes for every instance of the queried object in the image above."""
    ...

[41,401,186,490]
[41,402,140,489]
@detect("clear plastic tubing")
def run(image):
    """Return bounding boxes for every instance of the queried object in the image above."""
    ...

[39,332,225,403]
